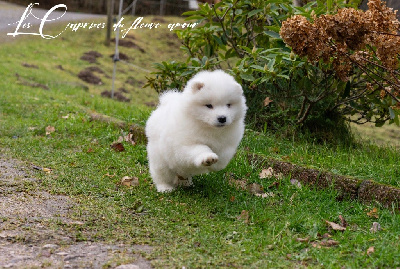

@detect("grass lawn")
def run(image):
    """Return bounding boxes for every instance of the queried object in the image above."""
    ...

[0,16,400,268]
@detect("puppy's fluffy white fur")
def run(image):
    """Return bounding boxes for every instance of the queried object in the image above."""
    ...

[145,70,247,192]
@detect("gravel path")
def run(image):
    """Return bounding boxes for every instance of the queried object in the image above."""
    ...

[0,156,153,268]
[0,1,104,41]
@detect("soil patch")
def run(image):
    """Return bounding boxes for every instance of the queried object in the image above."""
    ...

[21,63,39,69]
[101,90,131,103]
[80,51,103,63]
[85,66,105,74]
[111,52,130,61]
[78,70,102,85]
[119,87,129,93]
[112,39,146,53]
[0,156,153,268]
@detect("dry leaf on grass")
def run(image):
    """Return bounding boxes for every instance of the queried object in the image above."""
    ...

[367,246,375,255]
[325,220,346,231]
[120,176,139,187]
[263,97,273,106]
[110,142,125,152]
[32,165,52,173]
[259,167,283,180]
[319,239,339,247]
[367,208,379,219]
[370,222,381,233]
[338,215,347,228]
[310,239,339,249]
[296,237,310,243]
[115,134,136,146]
[45,125,55,135]
[247,183,264,194]
[237,210,250,224]
[255,192,275,198]
[259,167,274,179]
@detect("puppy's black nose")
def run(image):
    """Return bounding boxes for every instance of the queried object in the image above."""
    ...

[217,116,226,123]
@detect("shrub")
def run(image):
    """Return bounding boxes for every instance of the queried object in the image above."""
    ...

[144,0,399,140]
[280,0,400,127]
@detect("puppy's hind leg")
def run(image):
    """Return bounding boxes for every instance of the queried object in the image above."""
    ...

[150,166,178,192]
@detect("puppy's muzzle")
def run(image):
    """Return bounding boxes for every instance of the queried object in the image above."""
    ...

[217,116,226,123]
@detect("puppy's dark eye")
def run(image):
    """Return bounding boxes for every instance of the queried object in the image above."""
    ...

[205,104,213,109]
[227,104,231,108]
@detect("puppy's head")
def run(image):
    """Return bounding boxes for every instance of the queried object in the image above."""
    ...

[183,70,247,128]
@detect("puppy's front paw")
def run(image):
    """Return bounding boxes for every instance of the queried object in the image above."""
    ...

[197,153,219,167]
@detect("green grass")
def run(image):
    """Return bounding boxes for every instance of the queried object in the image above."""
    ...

[1,17,400,268]
[242,131,400,188]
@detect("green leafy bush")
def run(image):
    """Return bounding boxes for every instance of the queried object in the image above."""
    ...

[144,0,397,141]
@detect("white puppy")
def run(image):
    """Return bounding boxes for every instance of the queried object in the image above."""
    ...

[145,70,247,192]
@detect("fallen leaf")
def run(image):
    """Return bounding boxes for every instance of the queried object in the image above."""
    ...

[325,220,346,231]
[86,148,94,153]
[290,179,302,188]
[263,97,273,106]
[322,233,332,238]
[32,165,52,173]
[370,222,381,233]
[229,196,236,202]
[45,125,55,135]
[120,176,139,187]
[114,134,136,146]
[110,142,125,152]
[247,183,264,194]
[367,246,375,255]
[237,210,249,224]
[338,215,347,228]
[259,167,274,179]
[255,192,275,198]
[124,133,136,146]
[296,237,310,243]
[367,208,379,219]
[104,173,116,178]
[61,114,69,119]
[311,242,321,249]
[319,239,339,247]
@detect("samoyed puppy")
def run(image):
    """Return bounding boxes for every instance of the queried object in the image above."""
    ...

[145,70,247,192]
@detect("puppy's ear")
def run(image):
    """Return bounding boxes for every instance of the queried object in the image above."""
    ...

[191,82,204,92]
[234,82,243,94]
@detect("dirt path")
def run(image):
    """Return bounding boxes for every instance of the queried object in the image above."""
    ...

[0,156,152,268]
